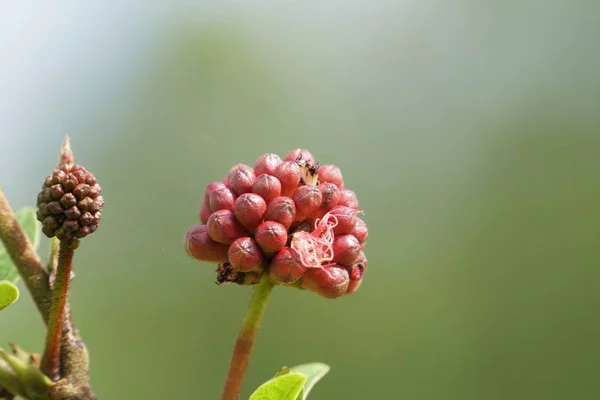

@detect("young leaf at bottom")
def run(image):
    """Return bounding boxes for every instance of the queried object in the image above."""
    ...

[249,373,306,400]
[290,362,330,400]
[0,281,19,311]
[0,207,41,283]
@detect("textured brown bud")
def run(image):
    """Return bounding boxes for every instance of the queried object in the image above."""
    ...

[36,163,102,241]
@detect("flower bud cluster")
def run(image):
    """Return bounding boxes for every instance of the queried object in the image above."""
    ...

[185,149,367,298]
[36,164,103,241]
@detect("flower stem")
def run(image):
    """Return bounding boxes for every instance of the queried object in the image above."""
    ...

[221,275,274,400]
[41,239,78,381]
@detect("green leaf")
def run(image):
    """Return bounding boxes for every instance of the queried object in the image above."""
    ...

[0,281,19,310]
[0,207,41,283]
[274,366,292,378]
[249,373,306,400]
[290,362,330,400]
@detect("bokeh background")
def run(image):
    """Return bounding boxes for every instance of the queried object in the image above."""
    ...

[1,2,599,399]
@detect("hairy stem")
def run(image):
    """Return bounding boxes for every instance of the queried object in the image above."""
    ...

[0,188,51,321]
[41,240,77,381]
[221,275,274,400]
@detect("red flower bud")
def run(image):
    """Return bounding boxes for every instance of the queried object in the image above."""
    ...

[292,185,322,221]
[251,174,281,204]
[338,189,359,209]
[269,247,306,284]
[233,193,267,232]
[206,209,246,244]
[204,181,227,204]
[199,202,212,224]
[329,205,358,235]
[332,234,361,266]
[349,218,368,244]
[300,265,349,299]
[185,224,230,263]
[284,148,315,166]
[227,164,256,196]
[274,161,301,197]
[317,165,344,189]
[255,221,288,255]
[210,187,236,212]
[264,196,296,230]
[319,182,341,211]
[254,153,282,176]
[228,237,265,272]
[345,252,367,295]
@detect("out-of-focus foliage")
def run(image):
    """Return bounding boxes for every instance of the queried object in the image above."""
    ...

[1,1,599,399]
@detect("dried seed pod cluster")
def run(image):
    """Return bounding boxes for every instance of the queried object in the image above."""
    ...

[36,164,103,241]
[185,149,368,299]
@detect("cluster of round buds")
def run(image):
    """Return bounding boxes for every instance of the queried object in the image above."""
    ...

[36,164,103,241]
[185,149,368,299]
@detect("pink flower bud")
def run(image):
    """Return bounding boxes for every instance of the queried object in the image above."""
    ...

[233,193,267,232]
[264,196,296,230]
[199,202,212,224]
[345,278,362,295]
[269,247,306,284]
[255,221,288,255]
[319,182,341,211]
[292,185,322,221]
[317,165,344,189]
[329,205,358,235]
[338,189,359,209]
[332,234,361,266]
[300,265,349,299]
[210,187,236,212]
[206,209,247,244]
[284,148,315,166]
[345,252,367,295]
[274,161,301,197]
[227,164,256,196]
[228,237,265,272]
[204,181,227,204]
[251,174,281,204]
[349,218,368,244]
[254,153,283,176]
[185,224,230,262]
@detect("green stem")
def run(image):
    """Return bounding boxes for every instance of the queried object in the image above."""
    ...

[221,275,274,400]
[0,188,52,322]
[41,240,77,381]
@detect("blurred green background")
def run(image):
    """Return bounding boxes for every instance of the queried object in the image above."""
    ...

[1,2,599,399]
